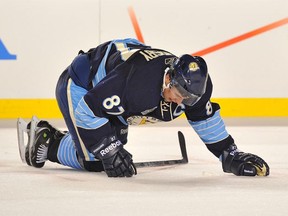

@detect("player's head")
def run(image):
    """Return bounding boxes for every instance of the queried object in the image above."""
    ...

[165,55,208,106]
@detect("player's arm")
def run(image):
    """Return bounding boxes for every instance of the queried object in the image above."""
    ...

[185,78,269,176]
[110,116,129,145]
[74,78,136,177]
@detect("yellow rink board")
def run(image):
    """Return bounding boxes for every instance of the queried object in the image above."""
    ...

[0,98,288,119]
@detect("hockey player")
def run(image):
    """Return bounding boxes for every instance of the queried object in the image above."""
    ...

[22,38,269,177]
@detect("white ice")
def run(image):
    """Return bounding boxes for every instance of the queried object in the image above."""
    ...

[1,118,288,216]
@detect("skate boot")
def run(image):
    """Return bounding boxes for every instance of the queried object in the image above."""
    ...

[27,121,53,168]
[17,116,66,167]
[26,120,64,168]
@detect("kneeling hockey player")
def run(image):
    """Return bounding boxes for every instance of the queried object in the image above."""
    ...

[19,38,269,177]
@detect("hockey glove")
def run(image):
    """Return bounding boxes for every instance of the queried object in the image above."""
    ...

[91,136,137,177]
[221,144,269,176]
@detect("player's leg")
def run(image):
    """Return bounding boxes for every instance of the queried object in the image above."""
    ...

[23,69,86,169]
[55,68,103,172]
[24,116,102,171]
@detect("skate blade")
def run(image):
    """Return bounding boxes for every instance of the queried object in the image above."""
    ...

[28,116,40,165]
[17,118,28,163]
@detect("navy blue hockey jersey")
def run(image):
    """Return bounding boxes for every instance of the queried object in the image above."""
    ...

[67,38,233,159]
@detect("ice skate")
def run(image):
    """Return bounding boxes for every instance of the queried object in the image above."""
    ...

[17,116,65,168]
[29,120,55,168]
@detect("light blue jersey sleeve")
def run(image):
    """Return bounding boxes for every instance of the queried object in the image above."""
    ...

[188,110,229,145]
[75,97,109,130]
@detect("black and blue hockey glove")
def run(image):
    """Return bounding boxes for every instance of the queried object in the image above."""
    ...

[221,144,269,176]
[91,136,136,177]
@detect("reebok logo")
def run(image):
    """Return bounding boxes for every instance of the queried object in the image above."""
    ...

[100,140,122,157]
[120,128,128,135]
[244,169,254,174]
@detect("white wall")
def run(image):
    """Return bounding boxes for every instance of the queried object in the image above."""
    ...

[1,0,287,98]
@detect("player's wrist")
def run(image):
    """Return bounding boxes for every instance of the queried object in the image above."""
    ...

[96,140,123,160]
[221,143,239,173]
[90,135,123,159]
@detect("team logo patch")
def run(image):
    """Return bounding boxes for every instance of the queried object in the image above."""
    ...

[165,57,177,65]
[189,62,199,72]
[127,116,161,125]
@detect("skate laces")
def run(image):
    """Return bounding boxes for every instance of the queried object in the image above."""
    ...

[37,143,49,163]
[34,126,51,164]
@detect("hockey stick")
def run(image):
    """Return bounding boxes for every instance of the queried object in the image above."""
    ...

[134,131,188,168]
[17,117,188,168]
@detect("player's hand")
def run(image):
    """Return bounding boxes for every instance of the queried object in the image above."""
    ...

[102,147,136,177]
[221,144,269,176]
[95,139,136,177]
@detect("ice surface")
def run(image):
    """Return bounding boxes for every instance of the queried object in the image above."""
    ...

[1,118,288,216]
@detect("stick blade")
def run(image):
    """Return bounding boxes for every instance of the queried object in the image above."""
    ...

[178,131,188,164]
